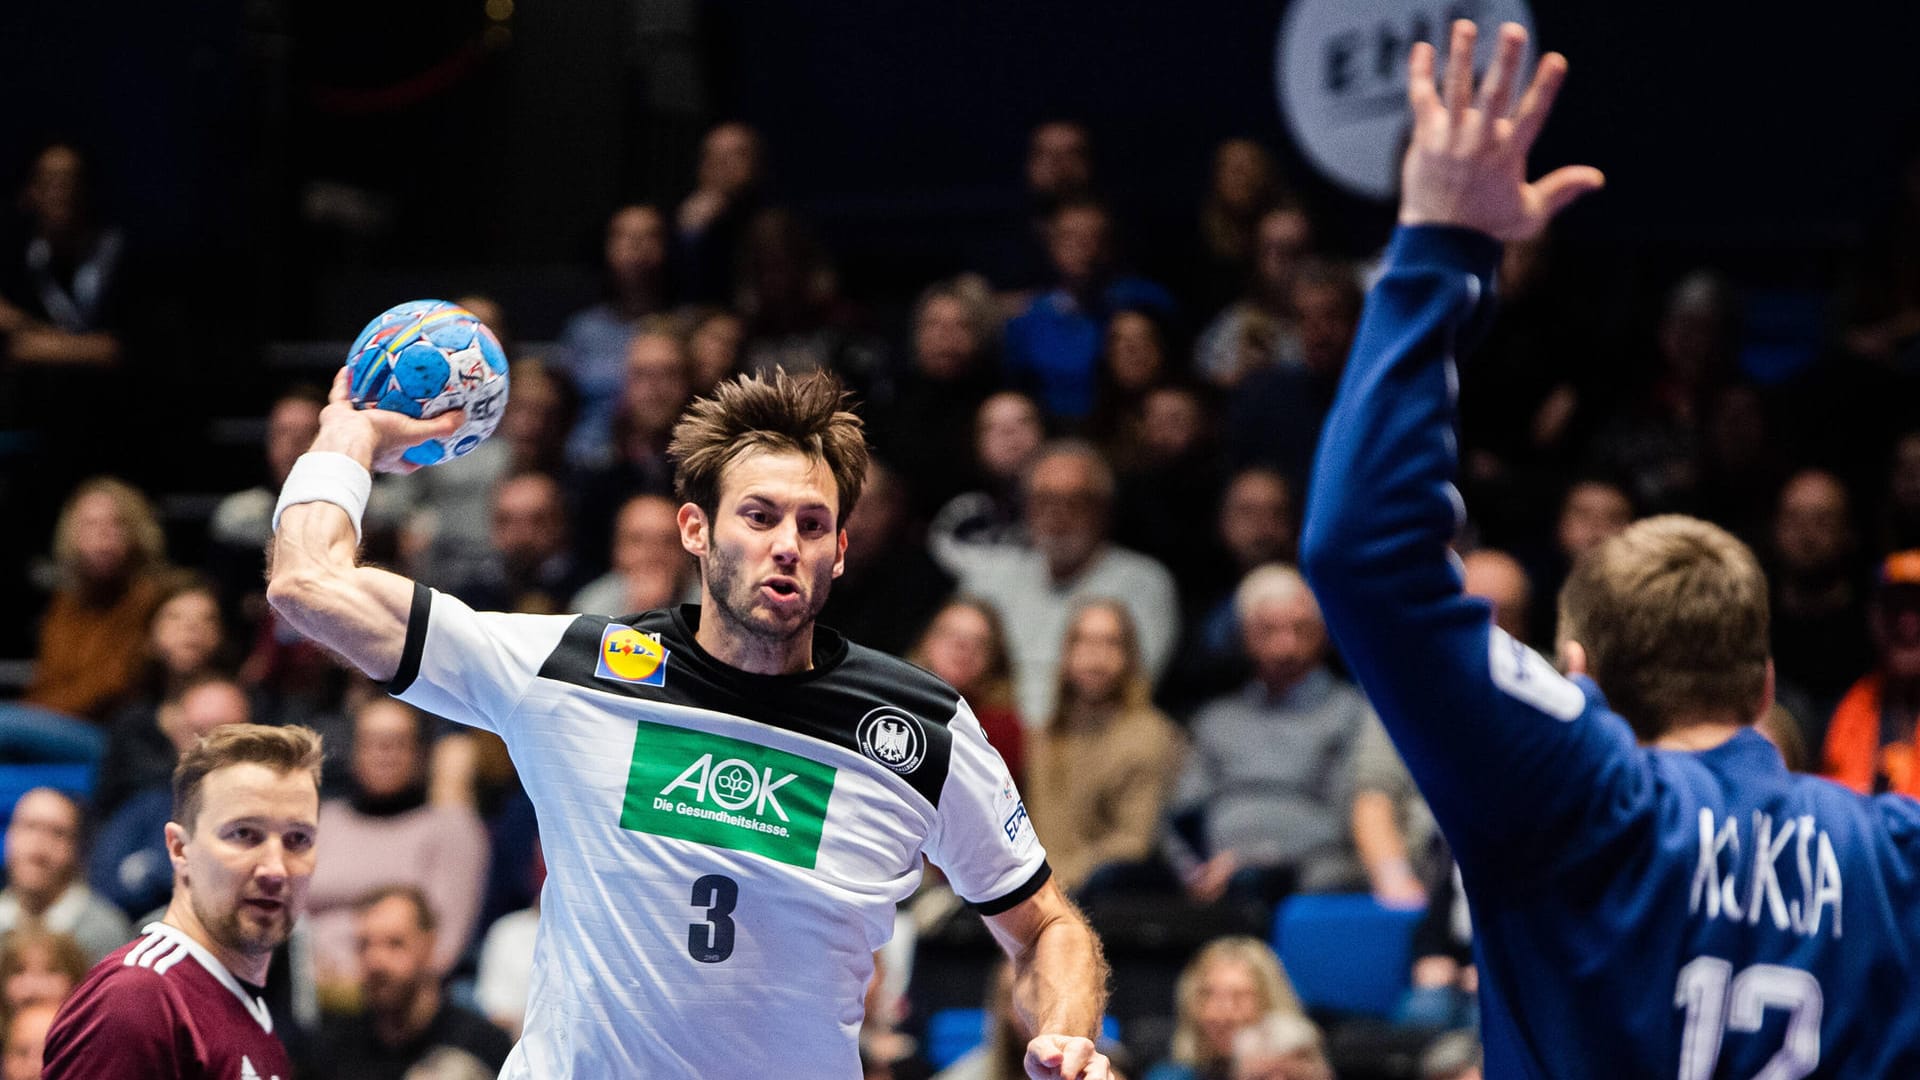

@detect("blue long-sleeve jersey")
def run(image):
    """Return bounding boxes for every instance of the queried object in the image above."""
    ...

[1300,226,1920,1079]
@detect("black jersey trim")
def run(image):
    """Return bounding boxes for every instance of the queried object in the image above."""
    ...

[385,582,432,695]
[973,860,1052,916]
[535,606,962,807]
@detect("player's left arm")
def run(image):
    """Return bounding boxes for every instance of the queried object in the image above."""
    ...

[267,367,462,680]
[925,701,1112,1080]
[982,879,1113,1080]
[1300,23,1624,878]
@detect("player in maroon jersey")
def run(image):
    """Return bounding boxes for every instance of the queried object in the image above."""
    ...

[42,724,323,1080]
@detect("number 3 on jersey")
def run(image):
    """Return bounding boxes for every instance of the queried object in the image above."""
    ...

[688,874,737,963]
[1675,957,1822,1080]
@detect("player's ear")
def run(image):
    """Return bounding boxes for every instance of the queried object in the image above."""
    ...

[1557,639,1588,677]
[164,821,189,875]
[1755,658,1777,725]
[677,502,708,558]
[832,527,847,579]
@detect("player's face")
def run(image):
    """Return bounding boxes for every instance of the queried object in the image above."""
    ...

[1063,605,1130,706]
[2,791,79,902]
[1194,958,1263,1059]
[690,449,846,644]
[174,763,318,962]
[355,895,435,1015]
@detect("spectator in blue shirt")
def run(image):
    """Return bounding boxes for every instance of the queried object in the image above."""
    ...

[1004,198,1174,425]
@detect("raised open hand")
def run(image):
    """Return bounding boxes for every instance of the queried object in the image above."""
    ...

[1398,21,1605,242]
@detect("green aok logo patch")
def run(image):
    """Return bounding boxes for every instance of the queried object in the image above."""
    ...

[620,720,837,869]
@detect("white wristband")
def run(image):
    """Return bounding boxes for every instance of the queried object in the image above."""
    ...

[273,452,373,542]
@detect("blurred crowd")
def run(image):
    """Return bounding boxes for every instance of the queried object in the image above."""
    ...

[4,113,1920,1080]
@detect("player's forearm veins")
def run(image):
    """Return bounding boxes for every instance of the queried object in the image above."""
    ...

[1012,913,1109,1040]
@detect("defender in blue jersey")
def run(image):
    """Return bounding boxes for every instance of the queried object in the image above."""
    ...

[1300,23,1920,1078]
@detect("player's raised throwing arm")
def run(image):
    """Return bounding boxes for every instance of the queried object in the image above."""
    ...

[1299,24,1613,872]
[266,368,462,680]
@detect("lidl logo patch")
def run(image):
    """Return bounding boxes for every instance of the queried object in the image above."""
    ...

[597,626,669,686]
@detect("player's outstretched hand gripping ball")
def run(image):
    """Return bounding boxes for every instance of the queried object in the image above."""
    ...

[344,299,511,466]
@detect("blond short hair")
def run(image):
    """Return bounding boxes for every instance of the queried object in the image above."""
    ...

[1557,515,1769,740]
[172,724,324,833]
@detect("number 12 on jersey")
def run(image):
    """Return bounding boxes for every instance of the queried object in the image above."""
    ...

[1674,957,1822,1080]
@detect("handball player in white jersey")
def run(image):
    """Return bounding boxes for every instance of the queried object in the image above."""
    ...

[267,367,1112,1078]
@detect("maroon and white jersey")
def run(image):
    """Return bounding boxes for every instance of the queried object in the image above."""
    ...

[43,922,292,1080]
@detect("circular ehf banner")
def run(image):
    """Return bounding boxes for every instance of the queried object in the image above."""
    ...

[1276,0,1537,200]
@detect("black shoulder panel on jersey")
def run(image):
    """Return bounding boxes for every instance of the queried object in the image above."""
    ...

[535,605,964,807]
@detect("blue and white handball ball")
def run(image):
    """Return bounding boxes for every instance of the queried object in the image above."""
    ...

[344,299,511,466]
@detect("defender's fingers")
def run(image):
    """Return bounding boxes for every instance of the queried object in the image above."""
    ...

[1477,22,1529,120]
[1509,51,1571,153]
[329,366,352,405]
[1407,40,1442,118]
[1443,20,1479,126]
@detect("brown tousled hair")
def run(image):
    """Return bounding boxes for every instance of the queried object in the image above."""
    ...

[669,368,869,524]
[172,724,324,833]
[1557,515,1769,740]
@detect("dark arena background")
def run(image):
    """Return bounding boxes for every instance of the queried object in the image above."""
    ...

[3,0,1920,1077]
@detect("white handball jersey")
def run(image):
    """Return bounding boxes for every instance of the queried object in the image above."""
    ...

[389,588,1048,1079]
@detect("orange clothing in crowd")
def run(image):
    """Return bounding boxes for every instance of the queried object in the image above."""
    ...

[1822,673,1920,798]
[24,575,164,720]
